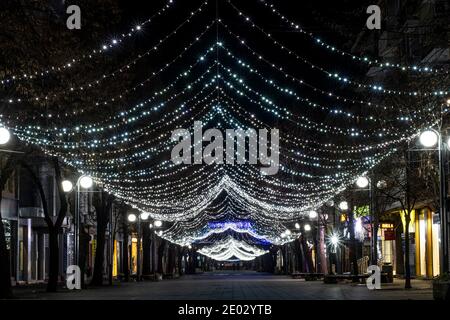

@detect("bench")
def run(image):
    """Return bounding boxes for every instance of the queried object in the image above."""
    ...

[292,273,324,281]
[323,274,369,284]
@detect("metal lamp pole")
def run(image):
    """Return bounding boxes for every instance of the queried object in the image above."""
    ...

[136,216,142,281]
[73,175,94,267]
[418,129,449,274]
[438,132,449,273]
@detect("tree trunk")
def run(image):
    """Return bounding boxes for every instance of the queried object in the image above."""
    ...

[91,225,106,286]
[122,226,130,282]
[348,211,359,278]
[79,226,90,289]
[372,220,379,266]
[177,247,183,275]
[91,191,113,286]
[142,226,151,276]
[157,241,166,274]
[404,213,412,289]
[300,236,314,273]
[318,226,328,274]
[395,216,405,275]
[46,226,60,292]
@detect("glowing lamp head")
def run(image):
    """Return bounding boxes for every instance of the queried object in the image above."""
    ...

[127,213,137,223]
[419,130,438,147]
[154,220,163,228]
[140,212,150,221]
[79,175,94,189]
[304,224,311,232]
[338,201,349,211]
[295,223,300,229]
[285,229,291,236]
[0,127,11,145]
[356,176,369,188]
[61,180,73,193]
[376,180,387,190]
[308,210,318,219]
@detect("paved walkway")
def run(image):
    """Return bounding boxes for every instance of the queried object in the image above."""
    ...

[12,271,433,300]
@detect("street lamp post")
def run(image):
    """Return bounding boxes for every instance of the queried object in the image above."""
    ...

[150,220,163,277]
[355,176,377,265]
[419,129,449,273]
[73,175,94,266]
[127,212,149,281]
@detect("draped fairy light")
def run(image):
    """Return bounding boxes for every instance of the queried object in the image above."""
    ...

[197,237,269,261]
[2,1,210,105]
[0,0,178,85]
[224,7,447,96]
[252,0,448,75]
[1,0,447,250]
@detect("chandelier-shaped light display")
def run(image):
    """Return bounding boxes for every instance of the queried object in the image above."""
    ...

[197,237,269,261]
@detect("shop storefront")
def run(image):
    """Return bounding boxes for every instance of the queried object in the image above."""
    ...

[379,208,440,278]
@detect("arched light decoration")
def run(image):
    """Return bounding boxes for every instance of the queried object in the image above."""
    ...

[198,237,268,261]
[308,210,318,219]
[338,201,349,211]
[79,175,94,189]
[61,180,73,193]
[127,213,137,223]
[419,130,438,147]
[356,176,369,188]
[0,127,11,145]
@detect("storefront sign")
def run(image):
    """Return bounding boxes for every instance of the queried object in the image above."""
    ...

[384,229,395,241]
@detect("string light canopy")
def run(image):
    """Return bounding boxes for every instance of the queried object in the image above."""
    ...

[2,0,447,253]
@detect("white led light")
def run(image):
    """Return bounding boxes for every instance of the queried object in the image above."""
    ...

[79,175,94,189]
[61,180,73,193]
[419,130,438,147]
[0,127,11,145]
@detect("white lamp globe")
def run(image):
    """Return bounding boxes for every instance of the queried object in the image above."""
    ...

[285,229,291,236]
[0,127,11,145]
[339,201,349,211]
[419,130,438,147]
[127,213,137,223]
[79,175,94,189]
[140,212,150,221]
[149,223,153,229]
[304,224,311,232]
[154,220,163,228]
[356,176,369,188]
[61,180,73,193]
[376,180,387,190]
[309,210,318,219]
[295,223,300,229]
